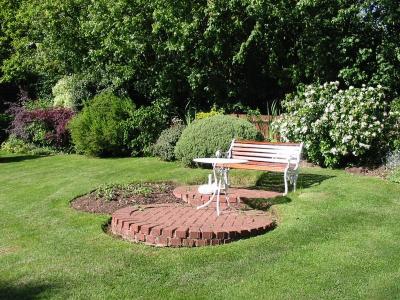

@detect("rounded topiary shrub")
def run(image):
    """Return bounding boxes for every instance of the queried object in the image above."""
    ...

[152,123,186,161]
[175,115,261,166]
[69,92,135,157]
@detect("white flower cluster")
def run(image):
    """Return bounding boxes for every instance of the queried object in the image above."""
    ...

[272,82,390,167]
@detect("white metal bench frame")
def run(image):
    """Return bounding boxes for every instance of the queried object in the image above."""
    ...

[224,140,304,195]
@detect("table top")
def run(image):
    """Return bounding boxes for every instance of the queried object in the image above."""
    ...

[193,158,248,164]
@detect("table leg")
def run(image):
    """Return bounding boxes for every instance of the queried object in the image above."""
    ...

[196,189,216,210]
[216,178,222,216]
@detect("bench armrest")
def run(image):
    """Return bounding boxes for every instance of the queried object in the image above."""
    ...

[287,155,300,170]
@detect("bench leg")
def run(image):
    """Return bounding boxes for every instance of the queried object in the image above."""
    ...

[284,171,288,196]
[293,172,298,192]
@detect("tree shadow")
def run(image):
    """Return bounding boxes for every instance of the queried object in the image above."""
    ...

[0,282,55,300]
[0,155,44,163]
[253,172,336,193]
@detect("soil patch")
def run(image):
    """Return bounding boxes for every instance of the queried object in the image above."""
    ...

[71,182,183,214]
[345,165,388,178]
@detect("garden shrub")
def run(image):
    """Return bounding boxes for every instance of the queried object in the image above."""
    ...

[386,150,400,184]
[52,75,92,109]
[8,103,75,150]
[152,121,185,161]
[175,115,261,166]
[69,92,135,157]
[273,82,391,167]
[0,113,12,143]
[389,98,400,151]
[1,135,36,154]
[195,105,224,120]
[126,98,171,156]
[1,135,56,155]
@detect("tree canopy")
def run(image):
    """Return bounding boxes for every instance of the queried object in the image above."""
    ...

[1,0,399,112]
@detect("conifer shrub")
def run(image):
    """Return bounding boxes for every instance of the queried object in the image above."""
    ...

[69,92,135,157]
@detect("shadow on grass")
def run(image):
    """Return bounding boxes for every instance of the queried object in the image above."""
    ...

[242,195,292,211]
[254,172,335,193]
[239,172,335,211]
[0,282,55,300]
[0,155,44,163]
[102,218,112,233]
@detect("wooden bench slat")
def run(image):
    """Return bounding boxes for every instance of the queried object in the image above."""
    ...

[235,140,301,146]
[233,146,300,152]
[232,155,290,164]
[233,143,301,150]
[232,155,295,162]
[232,150,296,158]
[232,149,300,156]
[223,163,287,172]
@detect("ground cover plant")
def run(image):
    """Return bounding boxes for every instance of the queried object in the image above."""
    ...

[1,153,400,298]
[71,182,180,214]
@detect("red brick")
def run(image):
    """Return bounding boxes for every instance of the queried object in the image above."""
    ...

[136,233,145,242]
[146,235,156,244]
[211,239,220,246]
[188,228,201,239]
[215,231,226,240]
[169,238,182,247]
[201,228,214,240]
[150,226,163,236]
[156,236,168,246]
[175,227,189,238]
[162,227,176,238]
[140,224,153,235]
[186,239,196,247]
[196,239,209,247]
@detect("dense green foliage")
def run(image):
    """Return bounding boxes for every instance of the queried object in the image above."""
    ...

[1,0,399,112]
[0,113,11,143]
[52,75,92,109]
[6,101,75,150]
[390,98,400,150]
[274,82,392,167]
[0,134,56,155]
[195,105,225,120]
[126,98,171,156]
[152,123,186,161]
[69,92,135,157]
[175,115,260,166]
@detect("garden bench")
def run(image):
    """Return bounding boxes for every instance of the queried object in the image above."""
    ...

[223,140,304,195]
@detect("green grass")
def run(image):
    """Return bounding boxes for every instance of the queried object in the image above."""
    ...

[1,153,400,299]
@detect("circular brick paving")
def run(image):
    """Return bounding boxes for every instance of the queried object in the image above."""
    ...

[173,185,281,209]
[111,204,275,247]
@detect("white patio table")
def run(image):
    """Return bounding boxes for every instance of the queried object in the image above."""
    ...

[193,157,248,216]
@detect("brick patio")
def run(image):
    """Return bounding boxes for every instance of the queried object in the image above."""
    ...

[111,204,275,247]
[173,185,281,209]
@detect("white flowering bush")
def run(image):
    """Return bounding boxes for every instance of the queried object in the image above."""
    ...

[273,82,391,167]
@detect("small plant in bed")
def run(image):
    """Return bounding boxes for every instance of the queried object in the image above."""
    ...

[71,182,181,214]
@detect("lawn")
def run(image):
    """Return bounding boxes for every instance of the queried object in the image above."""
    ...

[1,153,400,299]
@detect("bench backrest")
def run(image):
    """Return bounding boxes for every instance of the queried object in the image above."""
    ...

[228,140,303,165]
